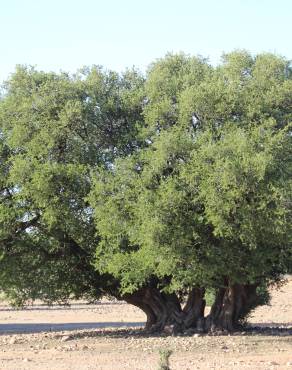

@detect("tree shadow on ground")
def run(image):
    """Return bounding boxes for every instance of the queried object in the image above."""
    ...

[57,324,292,340]
[0,302,126,312]
[0,321,291,337]
[0,321,144,335]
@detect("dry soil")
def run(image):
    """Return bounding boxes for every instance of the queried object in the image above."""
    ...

[0,277,291,370]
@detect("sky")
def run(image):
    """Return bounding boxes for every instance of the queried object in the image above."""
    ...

[1,0,291,83]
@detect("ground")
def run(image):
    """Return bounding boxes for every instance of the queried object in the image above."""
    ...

[0,278,291,370]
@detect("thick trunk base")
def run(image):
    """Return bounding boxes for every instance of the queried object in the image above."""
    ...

[123,282,259,334]
[206,283,258,332]
[123,287,206,334]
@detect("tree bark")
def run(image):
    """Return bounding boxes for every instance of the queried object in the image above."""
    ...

[183,287,206,331]
[206,283,259,332]
[123,288,158,330]
[123,286,206,333]
[124,282,259,334]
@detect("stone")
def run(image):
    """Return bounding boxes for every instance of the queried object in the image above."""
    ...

[61,335,71,342]
[9,337,16,345]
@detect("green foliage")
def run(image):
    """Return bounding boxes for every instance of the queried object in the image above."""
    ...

[0,65,145,304]
[205,289,215,306]
[91,51,292,297]
[158,348,173,370]
[0,51,291,313]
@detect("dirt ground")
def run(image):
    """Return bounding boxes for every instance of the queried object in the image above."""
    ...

[0,277,291,370]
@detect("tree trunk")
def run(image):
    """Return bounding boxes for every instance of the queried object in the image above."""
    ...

[124,282,259,333]
[123,286,206,333]
[123,289,158,330]
[183,287,206,331]
[206,283,259,332]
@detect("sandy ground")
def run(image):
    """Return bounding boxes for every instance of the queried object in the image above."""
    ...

[0,278,291,370]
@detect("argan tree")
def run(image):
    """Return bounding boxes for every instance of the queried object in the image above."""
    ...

[0,52,291,332]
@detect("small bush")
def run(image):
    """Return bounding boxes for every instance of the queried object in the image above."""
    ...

[158,348,173,370]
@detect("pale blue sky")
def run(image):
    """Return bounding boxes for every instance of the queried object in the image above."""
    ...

[1,0,291,82]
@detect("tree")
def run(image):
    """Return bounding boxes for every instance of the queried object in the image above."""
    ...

[0,52,291,332]
[90,52,291,332]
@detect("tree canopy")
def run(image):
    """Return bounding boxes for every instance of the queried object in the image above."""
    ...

[0,65,144,304]
[0,51,291,331]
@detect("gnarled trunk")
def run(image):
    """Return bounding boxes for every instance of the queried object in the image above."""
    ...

[123,288,158,330]
[123,286,206,333]
[183,287,206,331]
[206,283,258,332]
[124,282,259,334]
